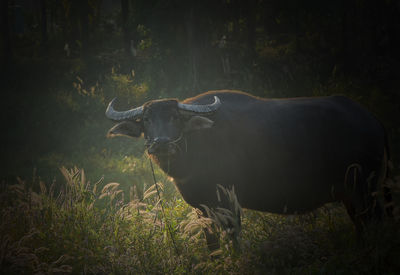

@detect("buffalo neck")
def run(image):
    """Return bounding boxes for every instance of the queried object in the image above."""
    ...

[150,152,189,180]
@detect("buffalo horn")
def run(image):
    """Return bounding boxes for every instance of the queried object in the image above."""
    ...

[105,98,144,121]
[178,96,221,114]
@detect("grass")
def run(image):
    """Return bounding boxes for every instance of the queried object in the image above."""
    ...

[1,164,400,274]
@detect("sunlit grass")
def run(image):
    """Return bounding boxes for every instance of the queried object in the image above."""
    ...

[0,167,201,274]
[1,164,400,274]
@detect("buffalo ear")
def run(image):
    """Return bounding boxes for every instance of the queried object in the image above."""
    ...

[107,121,142,138]
[184,115,214,132]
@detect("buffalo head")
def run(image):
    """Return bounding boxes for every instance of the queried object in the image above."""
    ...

[105,96,221,156]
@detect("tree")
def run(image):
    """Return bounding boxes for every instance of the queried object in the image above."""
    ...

[120,0,130,55]
[1,0,10,67]
[40,0,48,46]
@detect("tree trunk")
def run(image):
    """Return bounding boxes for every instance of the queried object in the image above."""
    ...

[1,0,10,67]
[186,2,199,91]
[80,0,90,55]
[49,0,57,35]
[40,0,47,46]
[121,0,130,54]
[340,0,352,76]
[231,0,241,41]
[245,0,257,63]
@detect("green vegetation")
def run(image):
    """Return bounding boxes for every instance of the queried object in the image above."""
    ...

[1,167,400,274]
[1,0,400,273]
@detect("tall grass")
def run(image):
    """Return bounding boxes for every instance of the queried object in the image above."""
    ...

[0,167,200,274]
[1,166,400,274]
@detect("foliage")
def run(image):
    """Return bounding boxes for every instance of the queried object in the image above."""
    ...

[1,167,400,274]
[0,167,197,274]
[2,0,400,182]
[1,0,400,273]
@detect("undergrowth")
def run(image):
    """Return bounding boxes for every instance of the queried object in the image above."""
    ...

[1,167,400,274]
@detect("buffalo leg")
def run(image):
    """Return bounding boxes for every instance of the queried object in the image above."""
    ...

[203,226,220,251]
[197,209,220,251]
[343,164,384,236]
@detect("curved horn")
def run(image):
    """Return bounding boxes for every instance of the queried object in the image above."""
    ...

[105,98,144,121]
[178,96,221,114]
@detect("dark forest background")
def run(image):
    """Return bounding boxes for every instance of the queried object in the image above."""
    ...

[1,0,400,182]
[1,0,400,274]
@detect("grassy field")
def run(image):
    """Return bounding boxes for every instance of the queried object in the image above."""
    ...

[1,164,399,274]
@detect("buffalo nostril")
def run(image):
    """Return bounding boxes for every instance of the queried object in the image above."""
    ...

[147,137,171,154]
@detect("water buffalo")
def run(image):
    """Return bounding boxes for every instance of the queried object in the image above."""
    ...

[106,90,391,246]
